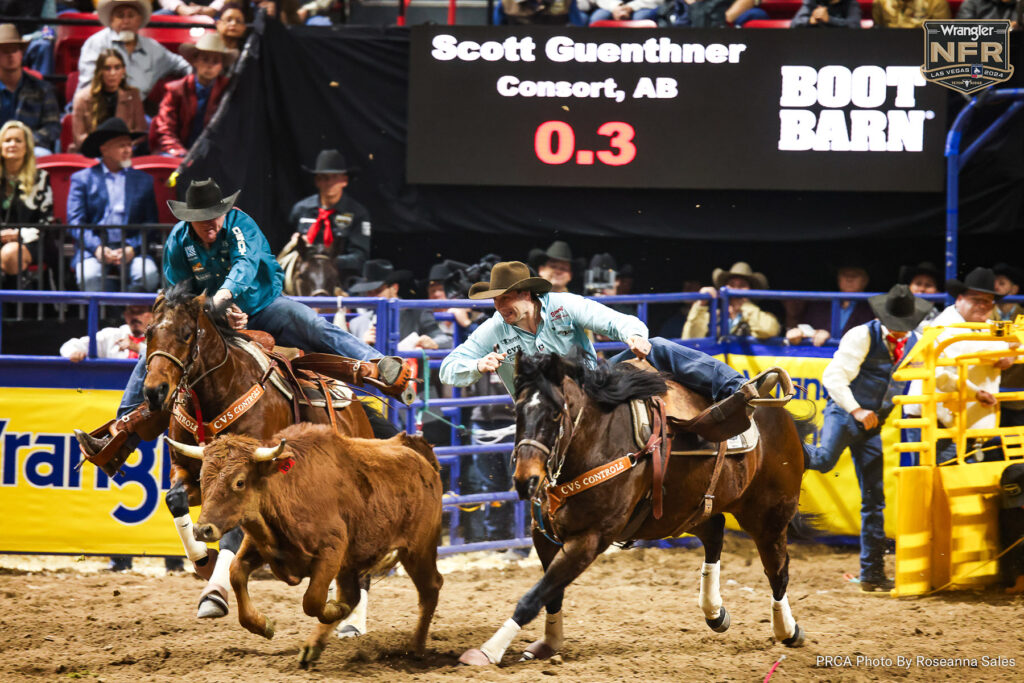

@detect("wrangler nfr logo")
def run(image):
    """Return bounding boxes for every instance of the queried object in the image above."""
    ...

[921,20,1014,95]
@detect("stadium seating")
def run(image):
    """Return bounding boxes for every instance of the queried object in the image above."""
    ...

[64,71,79,105]
[590,19,659,28]
[53,13,101,77]
[131,155,181,224]
[36,154,93,222]
[59,113,74,154]
[139,15,215,54]
[758,0,962,20]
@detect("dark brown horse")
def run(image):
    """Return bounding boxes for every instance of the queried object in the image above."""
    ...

[143,280,375,628]
[290,238,342,298]
[460,352,809,666]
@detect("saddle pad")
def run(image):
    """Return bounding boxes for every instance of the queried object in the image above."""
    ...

[671,421,760,457]
[630,398,652,450]
[230,338,354,409]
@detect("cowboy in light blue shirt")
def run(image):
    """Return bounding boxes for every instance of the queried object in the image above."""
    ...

[440,261,751,404]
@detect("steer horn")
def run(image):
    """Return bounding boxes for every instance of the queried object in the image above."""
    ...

[164,437,206,460]
[252,439,288,462]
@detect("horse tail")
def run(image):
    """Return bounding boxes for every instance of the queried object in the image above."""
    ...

[787,511,825,541]
[399,432,441,473]
[788,399,818,445]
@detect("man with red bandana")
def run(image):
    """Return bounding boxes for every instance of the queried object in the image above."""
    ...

[286,148,371,276]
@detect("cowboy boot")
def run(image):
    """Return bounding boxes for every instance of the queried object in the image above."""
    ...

[367,357,416,404]
[75,405,167,477]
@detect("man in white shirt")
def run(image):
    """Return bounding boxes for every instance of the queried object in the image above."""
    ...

[61,304,152,362]
[77,0,191,100]
[803,284,933,592]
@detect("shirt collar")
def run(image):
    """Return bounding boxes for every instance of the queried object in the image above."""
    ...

[110,30,147,53]
[195,80,212,96]
[102,164,125,178]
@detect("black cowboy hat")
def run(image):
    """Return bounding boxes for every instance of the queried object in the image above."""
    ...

[946,267,1004,299]
[1001,463,1024,508]
[167,178,240,222]
[528,240,573,269]
[427,259,468,283]
[468,260,552,299]
[898,261,944,289]
[80,117,146,158]
[867,284,934,333]
[302,149,357,175]
[588,253,617,271]
[993,263,1024,287]
[347,259,412,294]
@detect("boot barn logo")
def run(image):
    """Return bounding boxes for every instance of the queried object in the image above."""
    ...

[921,20,1014,95]
[777,65,935,152]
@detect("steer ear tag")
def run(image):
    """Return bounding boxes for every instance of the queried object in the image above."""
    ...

[277,456,295,474]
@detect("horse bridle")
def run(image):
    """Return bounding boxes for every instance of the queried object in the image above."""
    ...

[145,321,231,394]
[512,391,585,486]
[304,254,334,297]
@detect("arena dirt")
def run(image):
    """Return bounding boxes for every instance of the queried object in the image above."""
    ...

[1,537,1021,682]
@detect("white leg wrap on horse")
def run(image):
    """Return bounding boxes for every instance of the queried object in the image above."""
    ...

[544,611,564,652]
[210,548,235,591]
[173,515,209,562]
[699,562,723,621]
[771,594,796,641]
[480,618,521,665]
[338,588,368,634]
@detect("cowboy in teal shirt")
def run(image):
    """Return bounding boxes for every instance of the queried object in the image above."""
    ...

[440,261,753,404]
[163,205,284,315]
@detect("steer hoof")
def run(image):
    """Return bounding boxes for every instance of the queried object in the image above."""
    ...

[298,643,322,668]
[261,616,276,640]
[520,639,557,661]
[196,584,229,619]
[782,623,805,648]
[191,548,218,582]
[335,624,363,639]
[458,648,494,666]
[706,607,731,633]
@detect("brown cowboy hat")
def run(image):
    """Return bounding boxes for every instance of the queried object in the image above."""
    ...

[868,284,934,333]
[468,261,552,300]
[96,0,152,28]
[179,33,238,69]
[712,261,768,290]
[0,24,29,50]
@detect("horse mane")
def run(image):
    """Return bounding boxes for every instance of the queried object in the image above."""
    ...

[516,349,668,412]
[162,279,196,309]
[203,299,248,342]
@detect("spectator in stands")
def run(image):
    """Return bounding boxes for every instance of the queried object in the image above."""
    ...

[899,260,942,331]
[530,240,573,293]
[70,49,146,154]
[348,259,453,351]
[803,285,932,592]
[683,261,780,339]
[77,0,191,100]
[216,2,248,51]
[426,259,481,334]
[68,117,161,292]
[923,268,1016,463]
[0,24,59,155]
[993,263,1023,321]
[786,263,874,347]
[872,0,950,28]
[149,33,235,157]
[286,149,371,276]
[722,0,769,25]
[588,0,661,23]
[790,0,862,27]
[60,303,152,362]
[0,120,55,281]
[672,0,731,26]
[500,0,579,25]
[156,0,220,17]
[958,0,1019,25]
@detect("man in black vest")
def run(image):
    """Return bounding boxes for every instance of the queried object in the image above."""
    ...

[803,285,932,592]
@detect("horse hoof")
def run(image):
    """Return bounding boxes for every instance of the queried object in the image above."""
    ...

[782,623,805,648]
[191,548,218,581]
[335,624,363,639]
[520,639,557,661]
[458,648,494,666]
[706,607,731,633]
[196,586,229,619]
[298,644,322,668]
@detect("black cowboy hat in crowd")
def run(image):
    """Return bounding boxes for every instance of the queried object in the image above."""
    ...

[302,149,357,175]
[427,259,469,283]
[167,178,240,222]
[468,260,552,299]
[993,263,1024,287]
[528,240,573,270]
[80,117,146,158]
[946,267,1004,300]
[867,284,934,333]
[348,259,412,294]
[898,261,944,290]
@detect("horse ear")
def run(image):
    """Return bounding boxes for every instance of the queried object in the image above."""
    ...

[542,353,564,384]
[294,234,309,258]
[514,350,524,373]
[153,292,165,313]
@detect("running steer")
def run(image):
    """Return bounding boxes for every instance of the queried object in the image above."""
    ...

[165,423,443,666]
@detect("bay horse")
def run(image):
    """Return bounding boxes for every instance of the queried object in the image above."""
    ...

[283,236,342,298]
[460,351,810,666]
[142,280,379,650]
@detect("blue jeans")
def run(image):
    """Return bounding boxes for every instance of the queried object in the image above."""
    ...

[118,295,381,415]
[76,255,161,292]
[589,7,659,23]
[462,419,517,543]
[608,337,745,403]
[803,401,887,582]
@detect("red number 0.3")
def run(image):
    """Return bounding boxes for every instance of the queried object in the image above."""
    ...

[534,121,637,166]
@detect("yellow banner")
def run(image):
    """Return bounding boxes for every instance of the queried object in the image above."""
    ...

[730,354,903,538]
[0,387,184,556]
